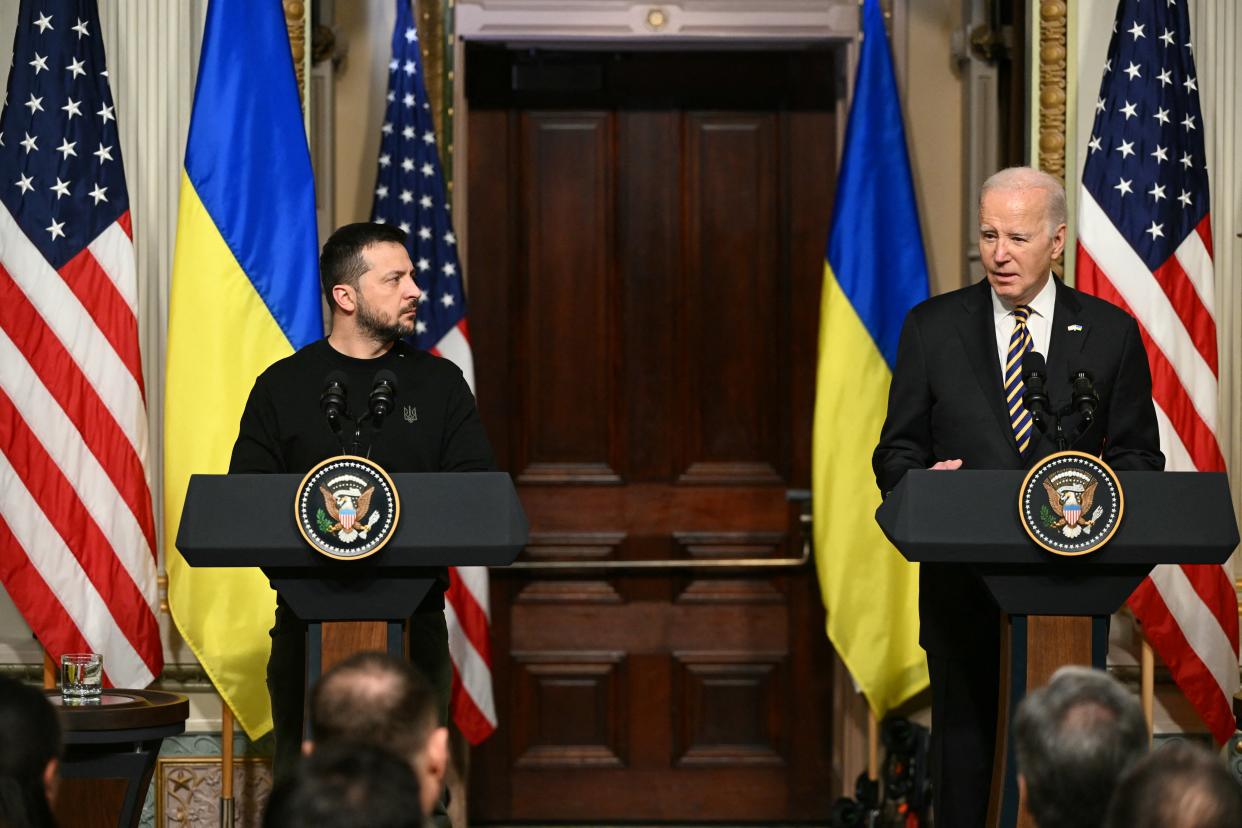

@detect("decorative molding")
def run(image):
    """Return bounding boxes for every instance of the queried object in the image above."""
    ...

[418,0,449,155]
[0,662,215,691]
[677,579,783,604]
[673,531,786,558]
[672,653,786,767]
[284,0,307,105]
[678,461,783,486]
[156,757,272,827]
[517,580,624,603]
[511,651,627,769]
[152,663,216,691]
[1037,1,1068,182]
[455,1,861,42]
[0,663,42,683]
[518,462,623,485]
[524,531,627,560]
[1187,0,1242,543]
[95,0,200,609]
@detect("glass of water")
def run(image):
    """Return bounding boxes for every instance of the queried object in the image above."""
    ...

[61,653,103,703]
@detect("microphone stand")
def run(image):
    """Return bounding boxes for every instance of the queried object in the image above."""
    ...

[338,411,382,458]
[1050,412,1068,452]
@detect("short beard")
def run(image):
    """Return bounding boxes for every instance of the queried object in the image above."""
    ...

[356,295,415,344]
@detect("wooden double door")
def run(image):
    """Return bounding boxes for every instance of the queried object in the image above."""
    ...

[465,45,842,821]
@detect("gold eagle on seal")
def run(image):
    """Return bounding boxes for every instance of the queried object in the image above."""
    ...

[320,484,377,543]
[1042,476,1104,539]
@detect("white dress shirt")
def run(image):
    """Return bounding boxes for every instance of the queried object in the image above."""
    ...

[991,275,1055,376]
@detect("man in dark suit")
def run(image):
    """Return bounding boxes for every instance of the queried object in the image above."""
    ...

[873,166,1163,827]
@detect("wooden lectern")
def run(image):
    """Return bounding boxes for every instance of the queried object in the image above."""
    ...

[876,469,1238,828]
[177,471,528,718]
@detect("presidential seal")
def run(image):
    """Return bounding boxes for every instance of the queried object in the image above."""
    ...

[294,456,400,560]
[1018,451,1124,557]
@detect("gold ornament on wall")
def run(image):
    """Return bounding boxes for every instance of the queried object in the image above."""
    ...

[417,0,448,147]
[284,0,307,106]
[1038,1,1067,183]
[1038,0,1067,276]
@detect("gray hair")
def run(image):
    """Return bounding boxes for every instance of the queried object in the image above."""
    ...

[980,166,1068,236]
[1013,666,1148,828]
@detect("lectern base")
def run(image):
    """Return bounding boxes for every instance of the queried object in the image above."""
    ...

[305,620,406,738]
[989,614,1108,828]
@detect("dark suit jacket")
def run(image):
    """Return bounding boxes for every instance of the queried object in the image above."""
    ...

[873,277,1164,653]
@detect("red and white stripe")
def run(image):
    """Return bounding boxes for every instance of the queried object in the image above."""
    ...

[1077,187,1239,744]
[430,319,475,393]
[433,321,497,743]
[0,203,162,688]
[445,565,497,743]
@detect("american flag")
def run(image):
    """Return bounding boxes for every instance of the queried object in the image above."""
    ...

[0,0,161,688]
[370,0,496,744]
[1076,0,1238,743]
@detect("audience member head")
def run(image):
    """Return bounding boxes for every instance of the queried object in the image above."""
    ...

[263,743,423,828]
[0,675,62,828]
[1013,666,1147,828]
[1103,741,1242,828]
[308,651,447,815]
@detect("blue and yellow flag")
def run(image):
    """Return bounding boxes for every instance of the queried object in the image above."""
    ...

[164,0,322,738]
[812,0,930,717]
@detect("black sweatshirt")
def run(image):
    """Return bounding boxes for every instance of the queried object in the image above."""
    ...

[229,338,496,604]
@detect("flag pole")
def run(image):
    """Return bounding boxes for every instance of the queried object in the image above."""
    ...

[42,648,56,690]
[1140,637,1155,744]
[220,701,235,828]
[867,708,879,781]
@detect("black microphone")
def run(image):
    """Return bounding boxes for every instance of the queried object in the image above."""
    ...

[1070,369,1099,426]
[1021,351,1051,426]
[320,371,349,433]
[369,370,398,423]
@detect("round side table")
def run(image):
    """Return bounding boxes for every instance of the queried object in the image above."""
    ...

[46,689,189,828]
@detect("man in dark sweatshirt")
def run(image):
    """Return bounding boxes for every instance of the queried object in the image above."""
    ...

[229,222,494,793]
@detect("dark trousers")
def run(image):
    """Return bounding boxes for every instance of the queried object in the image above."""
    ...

[267,600,454,821]
[927,650,1001,828]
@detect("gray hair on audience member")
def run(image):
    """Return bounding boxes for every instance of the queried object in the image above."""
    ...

[1013,665,1147,828]
[980,166,1068,235]
[1103,742,1242,828]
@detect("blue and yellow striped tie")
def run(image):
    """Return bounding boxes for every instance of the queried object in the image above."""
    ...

[1005,305,1035,456]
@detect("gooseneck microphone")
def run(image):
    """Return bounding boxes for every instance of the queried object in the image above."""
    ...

[320,370,399,456]
[1021,352,1051,426]
[320,371,349,433]
[369,370,398,424]
[1070,369,1099,426]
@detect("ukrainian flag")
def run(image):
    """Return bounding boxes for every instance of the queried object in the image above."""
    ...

[164,0,322,738]
[812,0,930,717]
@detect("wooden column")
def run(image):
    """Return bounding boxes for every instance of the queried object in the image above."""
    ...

[991,615,1104,828]
[319,621,390,675]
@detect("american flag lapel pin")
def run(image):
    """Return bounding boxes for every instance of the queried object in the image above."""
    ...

[1067,324,1084,332]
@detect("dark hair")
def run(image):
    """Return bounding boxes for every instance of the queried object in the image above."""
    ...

[310,651,438,766]
[1013,666,1147,828]
[1104,742,1242,828]
[319,222,408,306]
[0,675,62,828]
[262,743,423,828]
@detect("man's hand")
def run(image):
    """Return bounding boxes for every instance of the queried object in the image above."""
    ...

[930,459,963,471]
